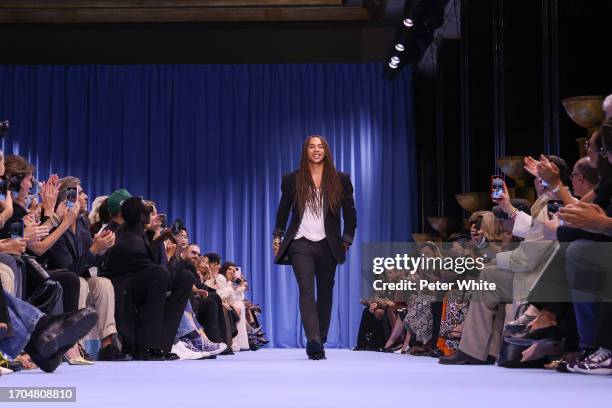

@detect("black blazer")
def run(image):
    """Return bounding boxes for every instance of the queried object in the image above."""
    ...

[102,224,161,279]
[273,170,357,265]
[47,217,104,278]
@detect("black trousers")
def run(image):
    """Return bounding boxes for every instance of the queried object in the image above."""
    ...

[196,292,225,343]
[47,270,80,314]
[127,266,194,351]
[287,238,338,344]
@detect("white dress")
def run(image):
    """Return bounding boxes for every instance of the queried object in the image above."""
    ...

[214,274,250,351]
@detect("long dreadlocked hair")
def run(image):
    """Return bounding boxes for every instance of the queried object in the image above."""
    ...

[296,135,343,216]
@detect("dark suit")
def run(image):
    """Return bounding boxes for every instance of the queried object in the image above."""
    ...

[274,170,357,265]
[102,224,194,352]
[273,170,357,344]
[47,217,103,278]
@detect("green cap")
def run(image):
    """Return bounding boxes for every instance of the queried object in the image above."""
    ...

[107,189,132,215]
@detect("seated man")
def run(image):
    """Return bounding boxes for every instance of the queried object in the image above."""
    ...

[46,177,130,361]
[102,197,194,361]
[173,243,227,352]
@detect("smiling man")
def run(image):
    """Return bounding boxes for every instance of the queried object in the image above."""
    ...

[273,135,357,360]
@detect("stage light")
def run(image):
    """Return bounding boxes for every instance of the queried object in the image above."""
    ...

[388,61,399,69]
[391,56,400,64]
[395,44,405,52]
[403,18,414,27]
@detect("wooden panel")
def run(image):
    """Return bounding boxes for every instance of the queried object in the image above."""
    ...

[0,0,344,8]
[0,6,370,23]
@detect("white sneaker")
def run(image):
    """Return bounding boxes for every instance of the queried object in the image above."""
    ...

[171,341,210,360]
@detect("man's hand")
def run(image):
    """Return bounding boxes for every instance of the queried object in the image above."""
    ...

[0,238,26,254]
[537,154,561,187]
[342,241,351,252]
[542,213,560,240]
[193,288,208,298]
[496,181,514,215]
[40,174,60,215]
[558,202,611,233]
[24,224,51,242]
[524,156,540,178]
[90,230,115,255]
[61,200,81,226]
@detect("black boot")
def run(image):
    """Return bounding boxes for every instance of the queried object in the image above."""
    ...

[306,340,326,360]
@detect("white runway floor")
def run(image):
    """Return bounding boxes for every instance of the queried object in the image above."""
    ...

[1,348,610,408]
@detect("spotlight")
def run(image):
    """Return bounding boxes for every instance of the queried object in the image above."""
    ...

[403,18,414,27]
[395,44,405,52]
[391,56,400,64]
[388,61,399,69]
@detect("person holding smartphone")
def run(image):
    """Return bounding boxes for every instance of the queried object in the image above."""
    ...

[46,177,129,362]
[273,135,357,360]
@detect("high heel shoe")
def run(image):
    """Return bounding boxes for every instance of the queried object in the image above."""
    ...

[63,344,94,366]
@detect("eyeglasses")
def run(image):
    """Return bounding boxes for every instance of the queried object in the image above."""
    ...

[569,172,581,179]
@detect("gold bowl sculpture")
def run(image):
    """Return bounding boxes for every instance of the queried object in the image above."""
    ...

[455,192,491,213]
[497,156,527,180]
[428,217,462,239]
[562,95,605,134]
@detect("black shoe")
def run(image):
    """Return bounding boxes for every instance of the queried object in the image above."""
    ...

[306,340,325,360]
[29,344,74,373]
[512,325,563,341]
[220,348,234,356]
[134,348,166,361]
[98,344,133,361]
[32,308,99,359]
[162,351,179,361]
[438,350,492,365]
[308,350,327,360]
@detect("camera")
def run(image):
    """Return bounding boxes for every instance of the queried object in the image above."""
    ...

[170,218,185,235]
[547,200,564,215]
[158,213,167,228]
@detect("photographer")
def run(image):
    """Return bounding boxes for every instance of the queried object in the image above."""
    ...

[46,177,130,362]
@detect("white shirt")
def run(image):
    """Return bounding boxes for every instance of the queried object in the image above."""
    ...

[294,189,326,242]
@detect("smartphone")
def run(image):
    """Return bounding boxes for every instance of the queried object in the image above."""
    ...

[547,200,564,215]
[158,213,167,228]
[66,186,78,209]
[0,179,8,201]
[10,220,24,240]
[491,175,504,200]
[235,267,242,279]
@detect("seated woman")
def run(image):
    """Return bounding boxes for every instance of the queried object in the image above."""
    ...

[355,267,404,352]
[218,262,250,352]
[402,242,443,356]
[436,234,478,356]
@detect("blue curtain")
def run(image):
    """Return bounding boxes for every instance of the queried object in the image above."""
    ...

[0,64,416,348]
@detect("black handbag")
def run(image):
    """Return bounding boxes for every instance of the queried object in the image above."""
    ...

[23,256,64,315]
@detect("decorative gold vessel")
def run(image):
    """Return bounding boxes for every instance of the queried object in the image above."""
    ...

[455,192,491,214]
[562,96,605,158]
[497,156,535,203]
[428,217,461,240]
